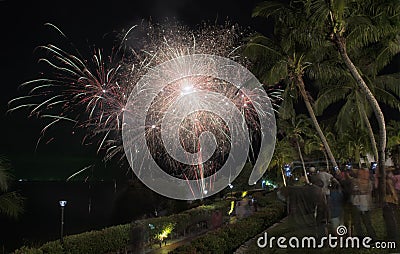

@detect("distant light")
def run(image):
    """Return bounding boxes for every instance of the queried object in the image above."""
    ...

[102,89,106,93]
[59,200,67,207]
[203,189,208,195]
[228,183,233,189]
[284,164,292,177]
[151,125,156,129]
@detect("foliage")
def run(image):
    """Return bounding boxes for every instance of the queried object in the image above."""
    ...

[12,200,229,253]
[0,156,24,219]
[244,0,341,168]
[171,197,285,254]
[268,139,297,178]
[13,246,43,254]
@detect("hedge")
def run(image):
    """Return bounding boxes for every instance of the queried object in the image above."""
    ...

[170,198,286,254]
[13,200,229,254]
[13,224,130,254]
[12,196,283,254]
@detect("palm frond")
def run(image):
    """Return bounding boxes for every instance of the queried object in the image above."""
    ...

[374,73,400,98]
[369,36,400,75]
[243,39,283,61]
[306,61,350,84]
[305,0,331,27]
[0,157,12,192]
[314,86,351,115]
[335,97,358,134]
[278,86,296,120]
[0,192,25,219]
[374,86,400,111]
[253,1,285,18]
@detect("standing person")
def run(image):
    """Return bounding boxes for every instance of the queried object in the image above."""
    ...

[329,180,343,234]
[309,177,329,238]
[315,167,340,223]
[316,168,340,198]
[350,167,377,239]
[278,182,328,239]
[308,167,318,184]
[338,170,353,232]
[383,168,399,242]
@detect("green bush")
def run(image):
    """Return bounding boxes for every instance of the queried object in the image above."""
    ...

[13,246,43,254]
[61,224,130,254]
[12,224,131,254]
[171,200,285,254]
[40,240,63,254]
[12,200,230,253]
[255,195,273,208]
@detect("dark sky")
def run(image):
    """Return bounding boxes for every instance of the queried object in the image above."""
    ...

[0,0,268,180]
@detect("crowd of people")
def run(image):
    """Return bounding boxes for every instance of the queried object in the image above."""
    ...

[278,164,400,243]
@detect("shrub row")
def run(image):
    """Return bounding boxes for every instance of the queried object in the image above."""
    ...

[13,200,229,254]
[13,224,131,254]
[171,199,285,254]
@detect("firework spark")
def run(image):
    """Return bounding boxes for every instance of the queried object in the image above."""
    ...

[9,21,280,199]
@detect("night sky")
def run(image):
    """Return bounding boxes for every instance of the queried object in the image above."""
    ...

[1,1,398,181]
[0,0,269,180]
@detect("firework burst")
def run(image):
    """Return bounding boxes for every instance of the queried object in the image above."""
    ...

[9,21,281,199]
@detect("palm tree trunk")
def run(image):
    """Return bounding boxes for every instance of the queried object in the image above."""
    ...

[354,146,361,167]
[359,103,379,161]
[334,35,386,204]
[323,149,329,171]
[297,77,338,168]
[295,139,309,184]
[280,164,287,187]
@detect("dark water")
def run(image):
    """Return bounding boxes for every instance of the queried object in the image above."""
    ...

[0,180,160,253]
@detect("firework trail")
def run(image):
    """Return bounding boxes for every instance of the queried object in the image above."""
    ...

[9,21,281,199]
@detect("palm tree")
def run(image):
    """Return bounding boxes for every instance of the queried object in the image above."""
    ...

[0,157,24,219]
[279,115,312,183]
[268,139,297,186]
[304,0,400,202]
[315,72,400,162]
[339,128,371,166]
[304,126,337,171]
[244,1,339,168]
